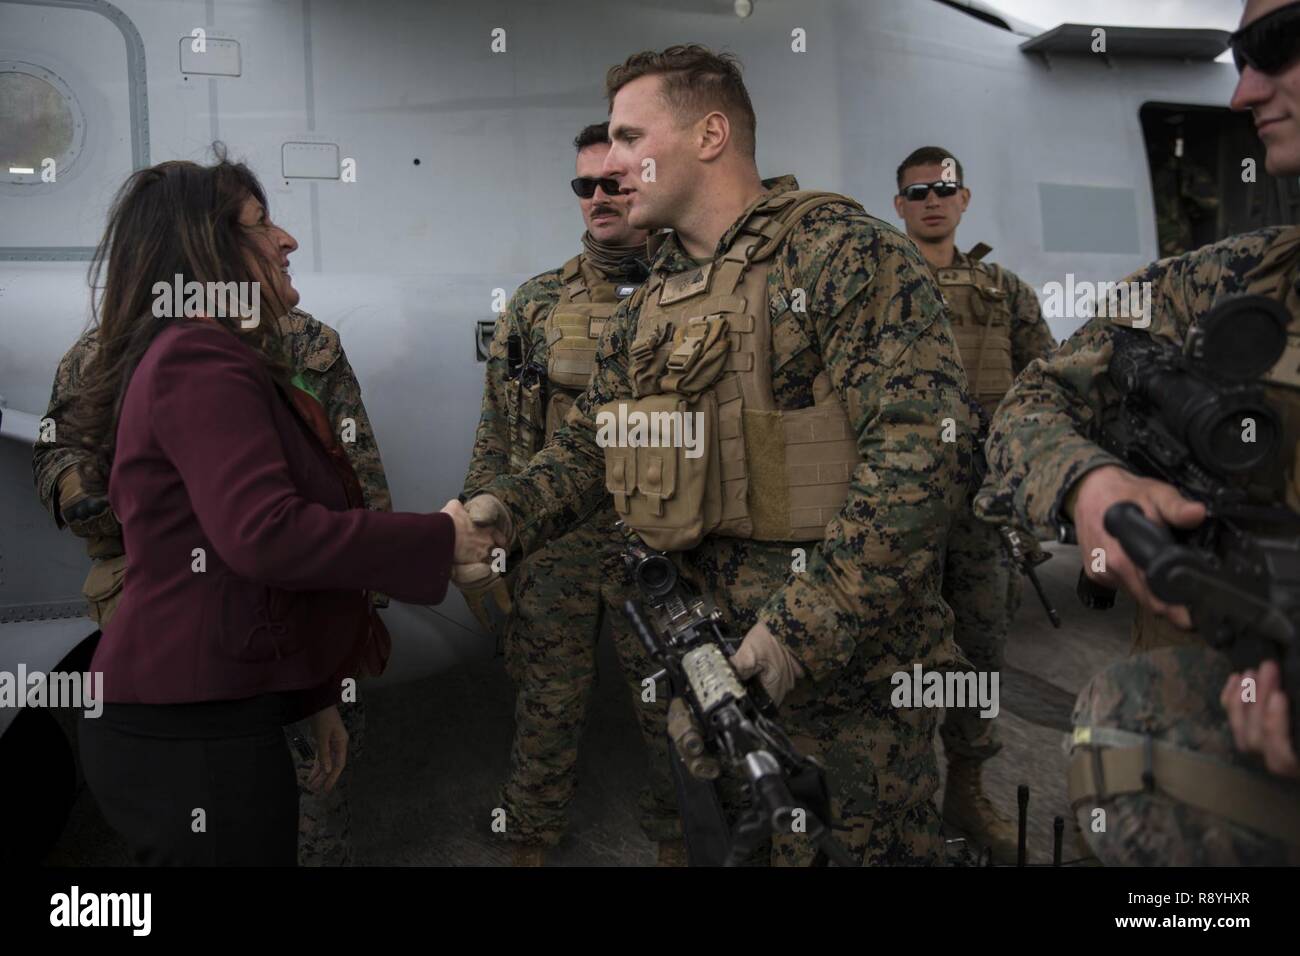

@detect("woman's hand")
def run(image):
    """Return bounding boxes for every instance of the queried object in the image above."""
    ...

[306,705,348,793]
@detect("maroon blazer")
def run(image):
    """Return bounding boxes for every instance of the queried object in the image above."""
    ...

[99,320,454,712]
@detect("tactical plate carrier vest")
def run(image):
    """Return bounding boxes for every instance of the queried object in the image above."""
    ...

[597,189,864,552]
[934,244,1015,413]
[542,254,637,439]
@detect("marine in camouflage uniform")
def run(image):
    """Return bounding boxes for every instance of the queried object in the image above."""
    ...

[976,227,1300,863]
[892,147,1057,859]
[32,307,390,866]
[463,257,682,854]
[931,247,1055,770]
[473,174,977,866]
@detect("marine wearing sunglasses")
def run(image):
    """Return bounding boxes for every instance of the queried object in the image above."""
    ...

[1230,0,1300,75]
[1231,0,1300,177]
[898,181,964,202]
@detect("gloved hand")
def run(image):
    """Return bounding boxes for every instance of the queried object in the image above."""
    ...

[441,496,510,566]
[57,465,119,539]
[731,621,806,706]
[466,494,513,543]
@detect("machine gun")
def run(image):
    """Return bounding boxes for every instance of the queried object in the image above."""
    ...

[1080,294,1300,739]
[618,529,858,867]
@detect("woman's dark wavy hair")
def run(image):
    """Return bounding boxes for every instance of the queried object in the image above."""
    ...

[64,145,294,494]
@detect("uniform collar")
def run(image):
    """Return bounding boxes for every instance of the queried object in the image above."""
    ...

[651,174,800,275]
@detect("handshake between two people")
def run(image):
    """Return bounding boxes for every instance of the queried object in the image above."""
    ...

[440,495,513,579]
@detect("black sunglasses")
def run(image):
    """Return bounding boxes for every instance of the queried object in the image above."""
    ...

[570,176,622,199]
[900,181,962,201]
[1230,2,1300,75]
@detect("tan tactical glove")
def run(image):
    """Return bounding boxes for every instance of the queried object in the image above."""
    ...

[731,621,806,707]
[450,494,515,637]
[57,465,119,539]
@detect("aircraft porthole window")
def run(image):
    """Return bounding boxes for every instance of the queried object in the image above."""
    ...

[0,61,86,187]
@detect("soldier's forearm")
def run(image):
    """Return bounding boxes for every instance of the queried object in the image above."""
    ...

[481,421,606,555]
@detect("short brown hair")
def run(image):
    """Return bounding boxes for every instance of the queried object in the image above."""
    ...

[896,146,964,190]
[605,45,756,158]
[573,122,610,151]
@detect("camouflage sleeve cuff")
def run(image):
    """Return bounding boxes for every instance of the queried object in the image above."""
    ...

[33,450,83,527]
[1017,435,1126,535]
[756,568,859,682]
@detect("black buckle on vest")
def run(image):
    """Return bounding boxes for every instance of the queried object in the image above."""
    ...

[1141,735,1156,793]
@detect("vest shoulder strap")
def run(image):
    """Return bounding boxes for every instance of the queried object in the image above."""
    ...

[747,190,865,263]
[559,254,588,303]
[967,241,993,262]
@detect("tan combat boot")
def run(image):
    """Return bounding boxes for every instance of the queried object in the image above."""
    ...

[656,839,688,867]
[943,755,1019,864]
[511,843,547,867]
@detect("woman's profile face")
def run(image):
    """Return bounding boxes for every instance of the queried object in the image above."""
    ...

[238,194,300,311]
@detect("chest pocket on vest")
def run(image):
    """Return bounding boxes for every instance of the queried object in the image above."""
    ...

[546,304,619,390]
[600,315,731,551]
[943,279,1014,401]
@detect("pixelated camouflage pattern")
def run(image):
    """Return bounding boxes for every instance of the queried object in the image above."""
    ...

[1072,645,1300,865]
[939,507,1017,761]
[976,228,1289,539]
[978,228,1300,862]
[462,268,565,494]
[463,252,677,846]
[32,308,390,865]
[476,176,977,864]
[499,511,679,845]
[674,537,945,866]
[278,308,392,519]
[938,253,1052,761]
[33,308,392,529]
[294,697,366,867]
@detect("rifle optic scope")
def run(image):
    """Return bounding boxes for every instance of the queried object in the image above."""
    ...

[1107,295,1287,474]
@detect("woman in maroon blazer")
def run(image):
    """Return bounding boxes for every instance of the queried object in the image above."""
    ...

[63,155,501,866]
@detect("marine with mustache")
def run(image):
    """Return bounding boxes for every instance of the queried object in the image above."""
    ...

[459,121,682,866]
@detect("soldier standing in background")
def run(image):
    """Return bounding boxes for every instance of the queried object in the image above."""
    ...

[458,122,681,866]
[34,189,391,867]
[463,46,976,866]
[893,145,1056,862]
[976,0,1300,864]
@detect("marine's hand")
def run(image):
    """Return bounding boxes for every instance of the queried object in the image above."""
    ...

[466,494,513,544]
[56,465,118,538]
[1221,661,1299,779]
[441,498,507,565]
[306,704,348,793]
[731,622,805,706]
[1068,465,1206,630]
